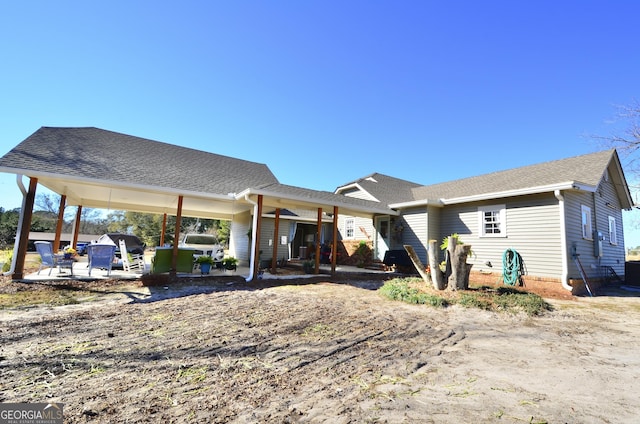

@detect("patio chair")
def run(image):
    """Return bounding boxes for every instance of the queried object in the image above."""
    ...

[35,241,60,276]
[87,244,116,276]
[119,239,145,273]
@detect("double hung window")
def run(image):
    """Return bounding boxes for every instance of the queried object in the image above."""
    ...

[478,205,505,237]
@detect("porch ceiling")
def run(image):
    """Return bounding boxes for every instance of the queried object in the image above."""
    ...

[27,174,253,220]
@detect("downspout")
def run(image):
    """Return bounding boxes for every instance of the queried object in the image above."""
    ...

[555,190,572,291]
[244,194,258,282]
[4,175,28,276]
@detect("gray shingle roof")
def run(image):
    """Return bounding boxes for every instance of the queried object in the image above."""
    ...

[256,182,395,215]
[409,149,617,202]
[336,150,629,208]
[337,173,423,204]
[0,127,279,196]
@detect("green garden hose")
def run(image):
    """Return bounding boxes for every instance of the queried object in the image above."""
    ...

[502,248,525,286]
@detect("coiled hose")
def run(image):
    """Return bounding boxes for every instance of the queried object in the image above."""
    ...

[502,248,525,286]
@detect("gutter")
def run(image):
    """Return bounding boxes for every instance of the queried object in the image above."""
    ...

[4,175,28,276]
[555,190,573,291]
[243,194,259,282]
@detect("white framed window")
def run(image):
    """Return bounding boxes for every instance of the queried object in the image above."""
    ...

[345,218,355,239]
[581,205,592,239]
[478,204,506,237]
[609,216,618,245]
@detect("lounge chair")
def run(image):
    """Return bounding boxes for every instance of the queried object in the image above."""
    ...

[87,244,116,276]
[119,239,145,273]
[35,241,66,276]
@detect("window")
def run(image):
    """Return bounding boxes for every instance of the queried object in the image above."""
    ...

[345,218,355,239]
[609,216,617,245]
[581,205,592,239]
[478,205,506,237]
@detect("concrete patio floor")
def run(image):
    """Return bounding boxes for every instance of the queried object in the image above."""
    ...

[18,254,393,282]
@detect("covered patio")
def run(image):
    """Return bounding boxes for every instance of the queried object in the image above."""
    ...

[0,127,394,281]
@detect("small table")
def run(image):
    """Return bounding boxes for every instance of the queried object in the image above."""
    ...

[55,255,75,276]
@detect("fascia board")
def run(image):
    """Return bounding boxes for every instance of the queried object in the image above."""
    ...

[1,167,236,202]
[441,182,594,205]
[389,199,442,208]
[241,188,396,216]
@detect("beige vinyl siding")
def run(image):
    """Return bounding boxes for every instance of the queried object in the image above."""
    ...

[564,190,596,279]
[598,175,626,278]
[257,218,293,262]
[341,187,378,201]
[439,194,563,278]
[336,214,375,241]
[427,205,441,244]
[558,181,626,282]
[402,207,429,263]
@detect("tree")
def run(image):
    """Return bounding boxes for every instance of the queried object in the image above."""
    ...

[592,100,640,175]
[592,100,640,231]
[0,208,20,248]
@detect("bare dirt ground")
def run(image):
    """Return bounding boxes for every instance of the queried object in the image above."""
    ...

[1,272,640,423]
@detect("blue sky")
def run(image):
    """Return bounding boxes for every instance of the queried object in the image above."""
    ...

[1,1,640,244]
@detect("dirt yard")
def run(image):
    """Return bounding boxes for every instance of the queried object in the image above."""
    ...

[1,273,639,423]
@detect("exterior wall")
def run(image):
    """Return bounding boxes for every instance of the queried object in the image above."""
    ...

[336,214,375,242]
[564,175,626,282]
[257,218,295,264]
[398,207,429,264]
[437,193,563,279]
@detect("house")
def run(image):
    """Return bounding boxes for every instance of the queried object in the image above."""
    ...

[0,127,633,294]
[334,149,634,294]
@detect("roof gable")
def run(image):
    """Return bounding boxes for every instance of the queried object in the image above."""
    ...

[335,172,423,204]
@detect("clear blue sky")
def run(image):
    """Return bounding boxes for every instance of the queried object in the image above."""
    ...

[1,1,639,244]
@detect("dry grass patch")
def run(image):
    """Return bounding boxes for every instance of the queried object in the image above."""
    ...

[379,277,552,316]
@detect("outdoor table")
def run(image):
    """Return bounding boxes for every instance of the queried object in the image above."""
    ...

[55,255,75,276]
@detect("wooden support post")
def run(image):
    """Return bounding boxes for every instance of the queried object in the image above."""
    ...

[53,195,66,251]
[171,196,184,277]
[72,206,82,249]
[160,213,167,246]
[12,178,38,280]
[253,195,263,280]
[331,206,338,274]
[315,208,322,274]
[271,208,280,273]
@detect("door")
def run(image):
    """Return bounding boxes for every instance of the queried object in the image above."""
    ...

[375,216,390,262]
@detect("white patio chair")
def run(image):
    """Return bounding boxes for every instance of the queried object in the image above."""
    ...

[119,239,145,273]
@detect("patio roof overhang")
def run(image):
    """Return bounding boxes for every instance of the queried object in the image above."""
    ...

[4,168,393,220]
[5,170,252,220]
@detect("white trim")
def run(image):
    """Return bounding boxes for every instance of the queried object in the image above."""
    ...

[389,181,593,209]
[478,204,506,237]
[344,218,355,239]
[334,182,380,202]
[581,205,593,240]
[608,215,618,245]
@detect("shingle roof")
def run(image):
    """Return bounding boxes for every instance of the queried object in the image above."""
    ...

[409,149,617,202]
[0,127,279,196]
[336,150,630,208]
[337,173,423,204]
[255,182,395,215]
